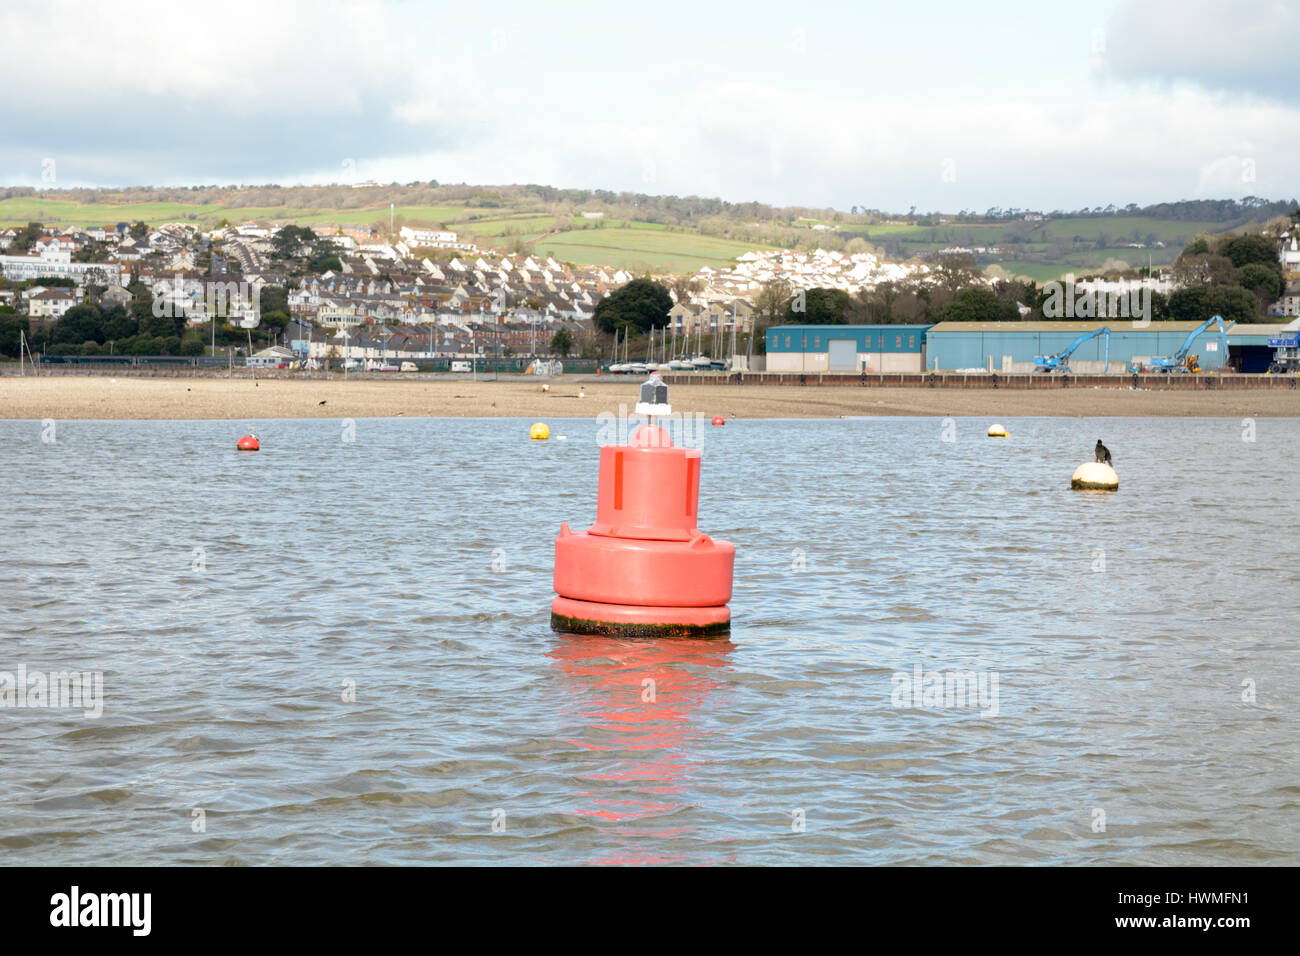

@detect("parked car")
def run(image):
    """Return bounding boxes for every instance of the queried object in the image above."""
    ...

[400,361,418,373]
[450,360,472,373]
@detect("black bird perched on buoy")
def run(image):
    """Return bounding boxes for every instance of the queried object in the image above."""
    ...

[1095,439,1112,465]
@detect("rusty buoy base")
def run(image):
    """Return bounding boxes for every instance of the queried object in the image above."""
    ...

[550,596,730,639]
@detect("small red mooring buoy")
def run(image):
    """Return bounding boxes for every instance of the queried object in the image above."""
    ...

[237,435,260,451]
[712,416,725,426]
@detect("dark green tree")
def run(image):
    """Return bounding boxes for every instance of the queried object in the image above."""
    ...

[128,221,149,240]
[551,326,572,356]
[51,304,105,345]
[271,225,315,259]
[260,310,290,334]
[938,286,1020,322]
[1237,262,1283,301]
[307,240,343,273]
[139,303,184,339]
[593,278,672,334]
[259,284,289,315]
[101,304,136,341]
[782,287,851,324]
[1217,233,1281,273]
[128,282,155,328]
[15,222,43,250]
[0,310,28,357]
[1167,284,1260,325]
[180,331,206,356]
[1149,291,1172,322]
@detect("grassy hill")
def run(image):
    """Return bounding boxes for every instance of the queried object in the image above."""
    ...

[533,226,776,273]
[832,214,1261,280]
[0,185,1288,281]
[0,196,470,230]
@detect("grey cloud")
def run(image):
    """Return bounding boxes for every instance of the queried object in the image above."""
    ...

[1105,0,1300,99]
[0,87,472,185]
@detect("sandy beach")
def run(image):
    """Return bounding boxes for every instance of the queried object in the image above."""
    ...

[2,374,1299,419]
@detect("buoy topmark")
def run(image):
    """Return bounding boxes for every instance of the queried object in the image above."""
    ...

[237,435,260,451]
[987,423,1008,437]
[530,422,550,441]
[712,416,726,426]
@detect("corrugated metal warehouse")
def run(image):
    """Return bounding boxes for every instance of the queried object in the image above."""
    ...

[924,321,1235,373]
[765,324,932,373]
[1226,323,1300,373]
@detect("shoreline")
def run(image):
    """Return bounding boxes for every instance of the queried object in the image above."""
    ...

[3,376,1300,419]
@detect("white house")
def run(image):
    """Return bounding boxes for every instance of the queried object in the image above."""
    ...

[245,345,297,368]
[317,300,364,328]
[399,226,458,246]
[35,235,78,255]
[1279,231,1300,277]
[0,246,124,285]
[27,287,78,319]
[321,234,358,252]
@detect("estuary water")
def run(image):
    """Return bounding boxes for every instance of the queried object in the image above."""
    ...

[1,415,1297,865]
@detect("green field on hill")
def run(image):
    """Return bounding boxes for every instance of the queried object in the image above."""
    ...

[0,190,1269,281]
[0,194,769,273]
[533,228,776,273]
[840,215,1229,243]
[455,215,559,237]
[0,197,474,229]
[834,213,1251,281]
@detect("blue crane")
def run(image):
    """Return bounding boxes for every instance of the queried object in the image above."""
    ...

[1148,314,1231,373]
[1034,326,1110,373]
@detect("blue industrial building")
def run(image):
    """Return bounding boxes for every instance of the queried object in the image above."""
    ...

[762,319,1293,373]
[924,321,1233,373]
[765,324,932,372]
[1225,323,1299,373]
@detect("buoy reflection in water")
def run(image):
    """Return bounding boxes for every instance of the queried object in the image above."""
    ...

[549,635,734,865]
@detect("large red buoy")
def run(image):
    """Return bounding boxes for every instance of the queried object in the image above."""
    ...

[551,376,734,638]
[237,434,260,451]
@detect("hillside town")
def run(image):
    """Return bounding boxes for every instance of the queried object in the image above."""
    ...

[2,216,777,367]
[1,219,621,365]
[2,215,1299,369]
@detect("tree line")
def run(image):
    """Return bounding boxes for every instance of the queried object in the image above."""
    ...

[1,282,291,358]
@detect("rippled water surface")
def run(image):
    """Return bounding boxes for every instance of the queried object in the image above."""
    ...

[2,415,1297,865]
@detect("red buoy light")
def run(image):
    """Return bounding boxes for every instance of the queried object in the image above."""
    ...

[237,435,260,451]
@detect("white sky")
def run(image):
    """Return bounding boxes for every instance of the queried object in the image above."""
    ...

[1,0,1296,212]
